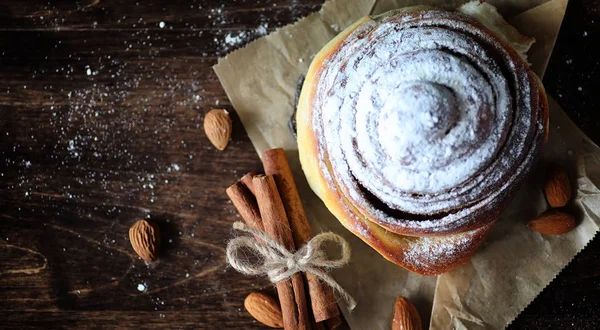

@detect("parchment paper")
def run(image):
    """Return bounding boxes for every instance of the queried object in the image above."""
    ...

[213,0,600,329]
[429,97,600,330]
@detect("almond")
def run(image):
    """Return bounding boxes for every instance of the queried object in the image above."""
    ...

[528,209,576,235]
[129,219,161,262]
[244,292,283,328]
[204,109,232,151]
[392,296,422,330]
[544,165,571,207]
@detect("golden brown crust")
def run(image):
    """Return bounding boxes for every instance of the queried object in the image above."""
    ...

[297,8,549,275]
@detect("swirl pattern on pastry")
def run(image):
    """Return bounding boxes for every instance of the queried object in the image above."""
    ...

[297,8,548,274]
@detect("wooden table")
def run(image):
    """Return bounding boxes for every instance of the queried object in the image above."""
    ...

[1,1,598,329]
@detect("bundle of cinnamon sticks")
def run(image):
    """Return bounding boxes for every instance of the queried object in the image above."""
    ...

[226,148,342,330]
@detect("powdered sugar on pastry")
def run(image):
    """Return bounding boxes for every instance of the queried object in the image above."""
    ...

[402,234,473,271]
[308,9,546,234]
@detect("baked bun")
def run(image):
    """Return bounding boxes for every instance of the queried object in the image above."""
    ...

[296,7,549,275]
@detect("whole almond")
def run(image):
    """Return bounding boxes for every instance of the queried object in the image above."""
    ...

[528,209,576,235]
[544,165,571,207]
[129,219,161,262]
[392,296,422,330]
[244,292,283,328]
[204,109,232,151]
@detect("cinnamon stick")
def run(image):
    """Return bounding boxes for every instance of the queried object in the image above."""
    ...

[226,181,264,232]
[253,175,310,330]
[262,148,340,324]
[240,171,258,195]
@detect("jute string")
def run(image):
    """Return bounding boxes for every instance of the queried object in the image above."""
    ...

[226,221,357,310]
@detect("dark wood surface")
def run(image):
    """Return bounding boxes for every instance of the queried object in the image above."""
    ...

[0,0,599,329]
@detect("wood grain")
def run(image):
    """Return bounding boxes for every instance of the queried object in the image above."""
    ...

[0,0,599,329]
[0,1,320,328]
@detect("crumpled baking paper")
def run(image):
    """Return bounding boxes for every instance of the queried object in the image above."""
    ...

[214,0,600,329]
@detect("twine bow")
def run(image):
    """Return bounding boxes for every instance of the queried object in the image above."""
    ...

[226,221,356,311]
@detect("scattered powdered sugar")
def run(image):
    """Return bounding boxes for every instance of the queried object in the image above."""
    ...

[254,24,268,36]
[4,1,324,312]
[220,23,270,52]
[224,31,248,47]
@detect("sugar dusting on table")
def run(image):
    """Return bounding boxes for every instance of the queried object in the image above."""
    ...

[1,2,305,315]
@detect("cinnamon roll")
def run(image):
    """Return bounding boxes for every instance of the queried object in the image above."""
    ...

[296,6,549,275]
